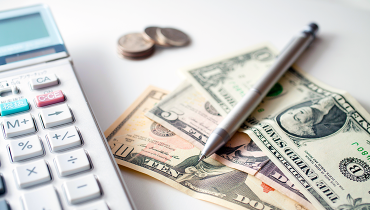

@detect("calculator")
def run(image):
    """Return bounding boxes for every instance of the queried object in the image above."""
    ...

[0,4,135,210]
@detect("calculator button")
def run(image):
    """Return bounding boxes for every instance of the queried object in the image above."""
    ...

[40,104,73,128]
[0,199,10,210]
[48,126,81,151]
[21,185,62,210]
[0,175,5,195]
[9,136,43,162]
[55,149,90,176]
[35,90,65,107]
[0,98,29,116]
[76,200,109,210]
[64,174,101,204]
[2,113,35,138]
[30,74,58,89]
[14,159,51,188]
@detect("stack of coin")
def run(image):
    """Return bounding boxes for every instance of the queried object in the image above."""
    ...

[117,27,190,60]
[117,33,155,60]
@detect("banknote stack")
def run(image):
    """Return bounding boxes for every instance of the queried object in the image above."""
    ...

[117,26,190,60]
[106,43,370,210]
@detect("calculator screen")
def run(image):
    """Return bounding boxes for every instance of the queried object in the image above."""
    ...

[0,13,49,47]
[0,5,67,66]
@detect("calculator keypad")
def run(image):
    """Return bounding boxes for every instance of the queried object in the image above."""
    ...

[2,113,35,138]
[40,104,73,128]
[1,69,116,209]
[64,174,101,204]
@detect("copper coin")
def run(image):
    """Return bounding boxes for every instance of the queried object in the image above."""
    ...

[117,33,154,53]
[157,27,190,46]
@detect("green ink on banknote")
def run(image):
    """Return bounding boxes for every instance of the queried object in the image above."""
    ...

[267,83,283,97]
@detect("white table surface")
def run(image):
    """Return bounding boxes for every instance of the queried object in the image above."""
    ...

[1,0,370,209]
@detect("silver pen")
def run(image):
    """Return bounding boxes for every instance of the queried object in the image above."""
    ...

[198,23,319,162]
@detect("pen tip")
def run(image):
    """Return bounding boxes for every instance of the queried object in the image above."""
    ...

[308,22,319,34]
[198,155,206,162]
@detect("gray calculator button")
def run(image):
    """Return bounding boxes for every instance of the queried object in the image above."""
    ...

[9,136,43,162]
[76,200,109,210]
[2,113,35,138]
[14,159,51,188]
[48,126,81,151]
[64,174,101,204]
[55,149,90,176]
[30,74,58,89]
[22,185,62,210]
[40,104,73,128]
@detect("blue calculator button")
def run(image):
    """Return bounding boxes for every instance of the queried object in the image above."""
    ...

[0,99,29,116]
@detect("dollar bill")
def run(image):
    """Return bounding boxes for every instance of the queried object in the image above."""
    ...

[241,66,370,209]
[104,86,307,210]
[145,81,312,209]
[180,42,278,117]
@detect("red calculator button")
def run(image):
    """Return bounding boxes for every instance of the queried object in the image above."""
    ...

[36,90,65,107]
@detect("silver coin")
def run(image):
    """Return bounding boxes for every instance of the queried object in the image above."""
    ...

[117,46,154,58]
[144,27,171,47]
[117,32,154,53]
[157,27,190,46]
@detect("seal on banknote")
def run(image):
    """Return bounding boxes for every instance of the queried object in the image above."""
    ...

[150,122,175,137]
[204,101,221,116]
[339,157,370,182]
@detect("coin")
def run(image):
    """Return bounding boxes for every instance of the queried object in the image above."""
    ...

[117,48,155,60]
[144,27,171,47]
[117,27,190,60]
[117,46,154,59]
[117,33,154,53]
[157,27,190,46]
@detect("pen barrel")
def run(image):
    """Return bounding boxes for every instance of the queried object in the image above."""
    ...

[218,33,314,139]
[253,32,314,97]
[201,24,318,158]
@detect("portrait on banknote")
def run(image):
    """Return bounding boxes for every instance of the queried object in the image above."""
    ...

[276,96,347,139]
[216,139,269,165]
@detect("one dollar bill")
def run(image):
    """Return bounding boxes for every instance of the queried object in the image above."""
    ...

[180,42,278,117]
[242,66,370,210]
[104,86,307,210]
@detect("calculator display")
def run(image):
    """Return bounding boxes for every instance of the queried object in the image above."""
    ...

[0,5,67,65]
[0,13,49,47]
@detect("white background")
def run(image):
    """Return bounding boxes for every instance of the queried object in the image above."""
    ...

[1,0,370,209]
